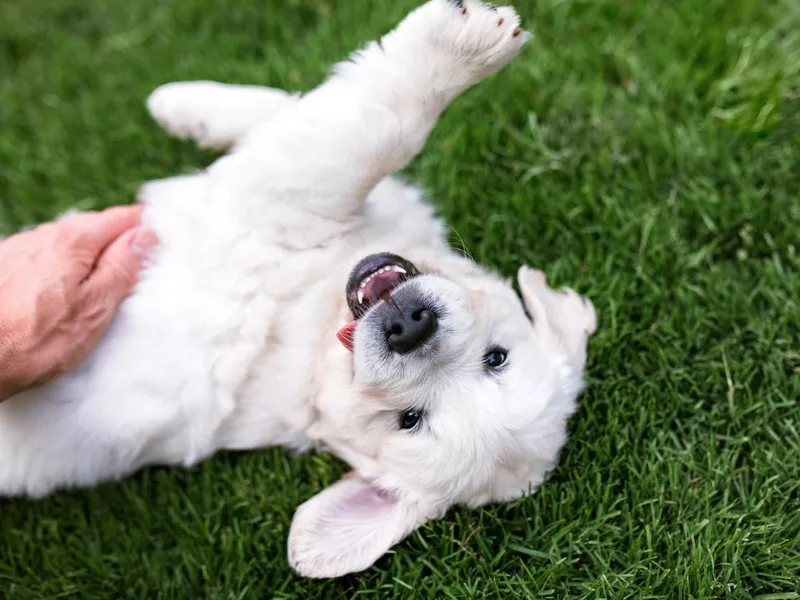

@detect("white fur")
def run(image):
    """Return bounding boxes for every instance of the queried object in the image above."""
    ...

[0,0,596,578]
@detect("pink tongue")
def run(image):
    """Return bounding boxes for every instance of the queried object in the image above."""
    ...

[337,321,358,352]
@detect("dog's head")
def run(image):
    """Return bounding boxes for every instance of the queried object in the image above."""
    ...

[289,252,596,578]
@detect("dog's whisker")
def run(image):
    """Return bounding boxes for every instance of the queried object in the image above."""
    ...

[380,291,405,317]
[447,225,477,264]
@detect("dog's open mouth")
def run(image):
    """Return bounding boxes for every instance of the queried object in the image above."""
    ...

[337,253,420,352]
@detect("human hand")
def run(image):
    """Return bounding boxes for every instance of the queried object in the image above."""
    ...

[0,206,157,401]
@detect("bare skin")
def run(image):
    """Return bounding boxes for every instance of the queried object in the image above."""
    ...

[0,206,157,401]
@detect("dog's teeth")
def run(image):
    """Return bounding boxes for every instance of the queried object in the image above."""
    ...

[393,266,406,274]
[357,289,364,304]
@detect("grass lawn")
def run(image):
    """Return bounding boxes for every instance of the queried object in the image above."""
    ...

[1,0,799,597]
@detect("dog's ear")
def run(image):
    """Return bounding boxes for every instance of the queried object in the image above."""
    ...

[517,266,597,366]
[287,473,423,578]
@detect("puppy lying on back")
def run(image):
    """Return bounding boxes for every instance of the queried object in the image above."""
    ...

[0,0,596,578]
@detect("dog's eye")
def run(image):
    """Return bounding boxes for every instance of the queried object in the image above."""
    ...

[483,347,507,370]
[399,409,422,430]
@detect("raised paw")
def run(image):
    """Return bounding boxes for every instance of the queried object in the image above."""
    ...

[397,0,530,89]
[146,82,297,149]
[147,82,223,148]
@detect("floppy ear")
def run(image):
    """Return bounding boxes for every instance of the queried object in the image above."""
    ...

[287,474,423,578]
[518,266,597,366]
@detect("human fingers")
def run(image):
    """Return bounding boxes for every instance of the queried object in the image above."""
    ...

[80,226,158,307]
[56,205,144,285]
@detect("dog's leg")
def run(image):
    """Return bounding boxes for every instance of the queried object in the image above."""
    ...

[147,81,299,149]
[213,0,529,221]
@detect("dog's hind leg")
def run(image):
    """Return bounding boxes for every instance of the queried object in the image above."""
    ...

[210,0,530,225]
[147,81,299,149]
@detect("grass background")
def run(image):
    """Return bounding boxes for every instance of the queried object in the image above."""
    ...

[1,0,799,597]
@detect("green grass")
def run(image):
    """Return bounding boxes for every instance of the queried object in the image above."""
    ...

[1,0,799,597]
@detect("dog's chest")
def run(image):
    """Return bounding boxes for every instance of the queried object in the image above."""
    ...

[133,176,450,455]
[217,277,352,450]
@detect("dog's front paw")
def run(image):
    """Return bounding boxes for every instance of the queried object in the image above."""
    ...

[147,82,224,148]
[401,0,530,86]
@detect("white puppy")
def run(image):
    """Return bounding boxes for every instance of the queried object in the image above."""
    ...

[0,0,596,578]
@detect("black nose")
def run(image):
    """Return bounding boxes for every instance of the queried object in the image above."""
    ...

[381,299,438,354]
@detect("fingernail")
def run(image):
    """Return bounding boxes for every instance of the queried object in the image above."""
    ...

[130,228,159,257]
